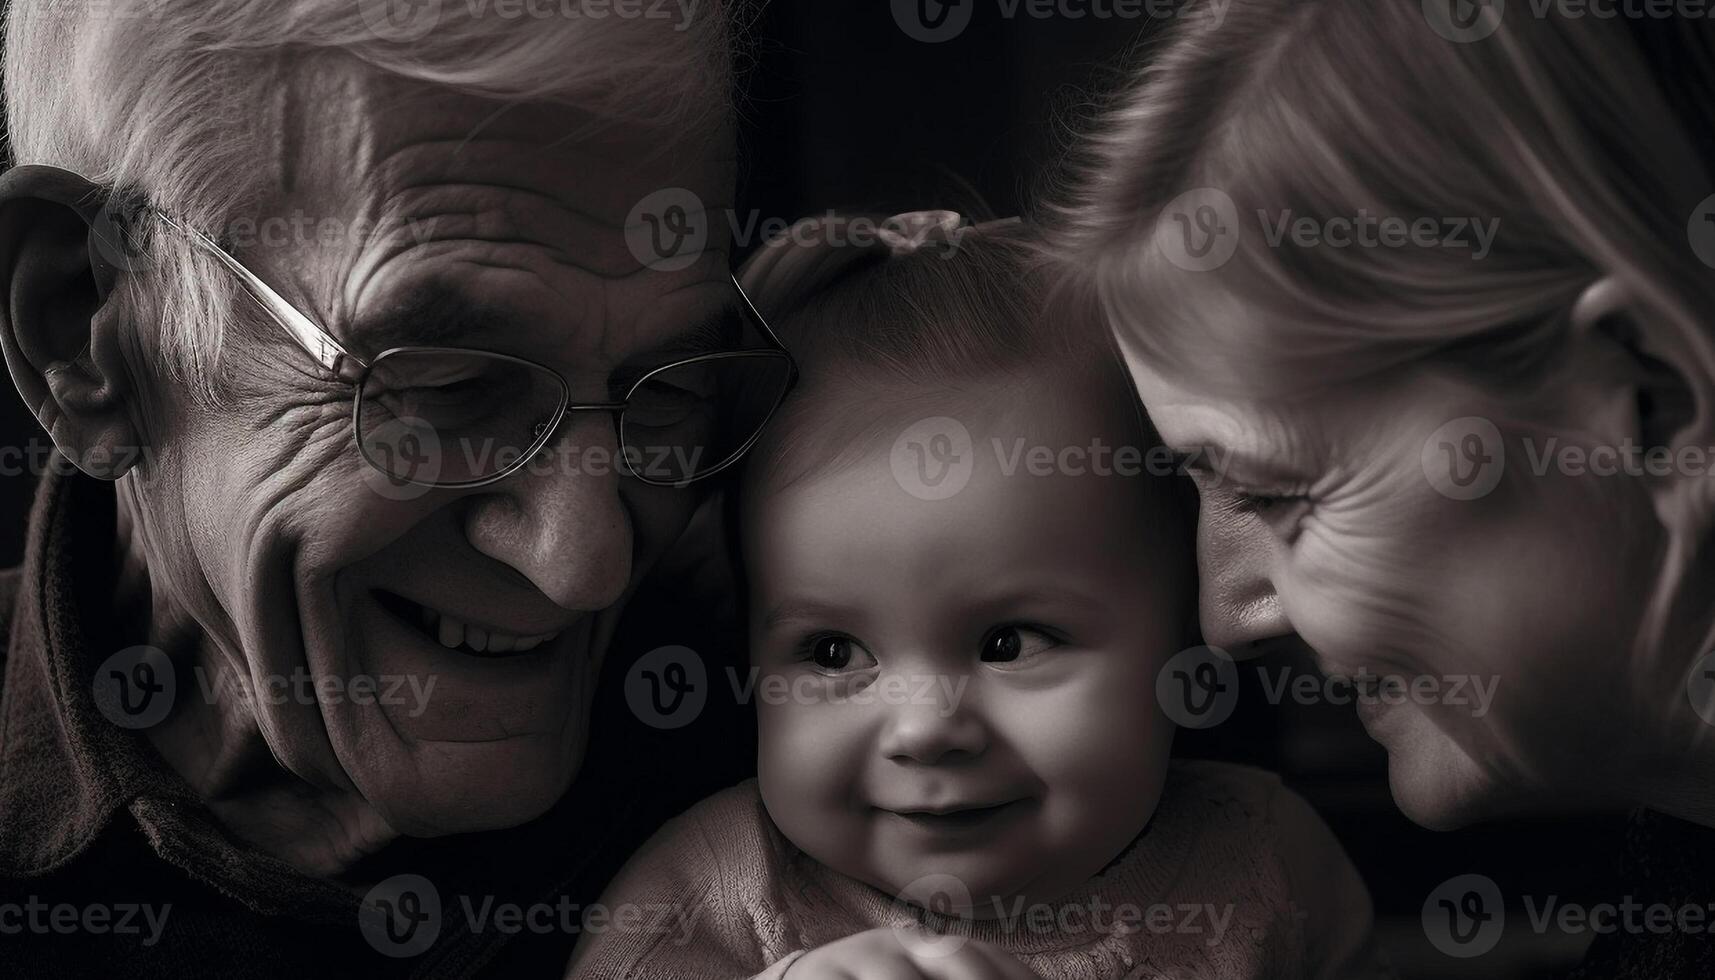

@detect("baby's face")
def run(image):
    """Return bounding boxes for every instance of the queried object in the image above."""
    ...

[744,375,1185,915]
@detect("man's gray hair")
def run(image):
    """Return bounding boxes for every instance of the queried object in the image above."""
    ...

[3,0,735,400]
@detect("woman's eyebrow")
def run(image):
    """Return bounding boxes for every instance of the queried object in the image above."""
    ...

[1170,443,1305,484]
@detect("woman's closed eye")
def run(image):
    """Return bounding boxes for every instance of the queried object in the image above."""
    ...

[1218,485,1313,540]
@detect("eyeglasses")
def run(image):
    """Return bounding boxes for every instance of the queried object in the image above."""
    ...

[147,210,797,488]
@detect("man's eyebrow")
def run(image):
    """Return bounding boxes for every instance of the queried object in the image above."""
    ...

[626,304,746,364]
[346,286,511,354]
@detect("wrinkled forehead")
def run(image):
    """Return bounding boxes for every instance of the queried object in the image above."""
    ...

[257,57,738,376]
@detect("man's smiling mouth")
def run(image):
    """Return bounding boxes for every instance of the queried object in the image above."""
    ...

[372,589,564,656]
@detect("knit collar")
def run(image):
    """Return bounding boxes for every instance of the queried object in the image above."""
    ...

[0,465,666,972]
[0,465,192,875]
[0,467,361,920]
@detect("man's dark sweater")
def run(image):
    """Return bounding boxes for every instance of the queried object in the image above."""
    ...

[0,467,753,979]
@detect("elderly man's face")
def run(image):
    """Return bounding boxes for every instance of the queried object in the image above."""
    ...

[134,63,735,836]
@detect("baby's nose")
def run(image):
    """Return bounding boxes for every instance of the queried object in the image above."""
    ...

[877,678,987,765]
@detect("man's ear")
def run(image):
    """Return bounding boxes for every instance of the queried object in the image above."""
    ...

[0,165,145,481]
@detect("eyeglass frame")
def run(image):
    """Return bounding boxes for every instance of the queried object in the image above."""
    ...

[145,208,799,489]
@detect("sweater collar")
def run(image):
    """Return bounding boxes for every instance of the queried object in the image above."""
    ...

[0,465,201,875]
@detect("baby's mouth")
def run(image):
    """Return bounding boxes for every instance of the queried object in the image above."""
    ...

[373,589,564,657]
[881,800,1028,833]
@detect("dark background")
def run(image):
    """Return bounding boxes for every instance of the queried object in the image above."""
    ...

[0,2,1628,977]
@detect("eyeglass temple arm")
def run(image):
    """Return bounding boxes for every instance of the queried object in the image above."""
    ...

[150,209,369,383]
[730,274,795,359]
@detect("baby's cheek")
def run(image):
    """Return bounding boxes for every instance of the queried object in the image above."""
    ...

[756,698,873,864]
[1017,664,1174,833]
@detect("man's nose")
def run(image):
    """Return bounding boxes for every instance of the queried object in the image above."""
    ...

[878,675,987,766]
[462,412,631,611]
[1197,506,1293,651]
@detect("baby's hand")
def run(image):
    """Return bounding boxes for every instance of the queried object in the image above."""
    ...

[782,928,1042,979]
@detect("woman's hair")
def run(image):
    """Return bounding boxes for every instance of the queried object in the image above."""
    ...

[2,0,740,401]
[1049,3,1715,398]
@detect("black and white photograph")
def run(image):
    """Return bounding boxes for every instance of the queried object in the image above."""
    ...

[0,1,1713,977]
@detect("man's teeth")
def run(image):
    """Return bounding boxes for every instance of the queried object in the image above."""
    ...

[418,606,559,653]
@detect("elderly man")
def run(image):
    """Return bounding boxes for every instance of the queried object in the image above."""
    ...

[0,1,783,975]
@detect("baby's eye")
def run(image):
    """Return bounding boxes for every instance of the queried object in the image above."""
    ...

[979,625,1059,664]
[801,634,877,674]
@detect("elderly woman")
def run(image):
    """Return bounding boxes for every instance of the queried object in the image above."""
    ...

[1054,3,1715,976]
[0,0,788,975]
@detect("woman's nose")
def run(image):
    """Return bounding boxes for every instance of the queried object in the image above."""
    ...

[878,680,988,766]
[1197,505,1294,651]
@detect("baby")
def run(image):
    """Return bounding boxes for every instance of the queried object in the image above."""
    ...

[570,213,1385,979]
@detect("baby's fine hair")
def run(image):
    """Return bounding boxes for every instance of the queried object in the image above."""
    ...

[739,211,1155,491]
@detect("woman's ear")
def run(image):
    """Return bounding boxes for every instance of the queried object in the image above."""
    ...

[1571,276,1699,458]
[0,165,146,481]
